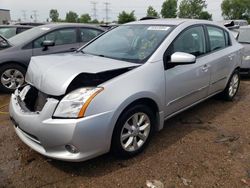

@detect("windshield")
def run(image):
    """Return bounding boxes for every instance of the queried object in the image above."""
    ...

[8,26,49,46]
[0,28,16,39]
[238,28,250,43]
[82,25,173,63]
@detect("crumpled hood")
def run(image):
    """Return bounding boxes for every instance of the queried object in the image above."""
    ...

[26,53,139,96]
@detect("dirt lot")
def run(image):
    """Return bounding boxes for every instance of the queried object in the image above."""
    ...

[1,80,250,188]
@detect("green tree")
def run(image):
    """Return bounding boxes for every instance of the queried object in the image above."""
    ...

[91,19,99,24]
[65,11,78,23]
[49,9,59,22]
[118,11,136,24]
[199,11,212,20]
[179,0,212,20]
[161,0,177,18]
[147,6,159,17]
[79,14,91,23]
[221,0,250,21]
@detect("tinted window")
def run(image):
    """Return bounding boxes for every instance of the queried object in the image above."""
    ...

[168,26,206,58]
[17,28,30,34]
[34,28,77,48]
[80,28,103,43]
[207,26,226,51]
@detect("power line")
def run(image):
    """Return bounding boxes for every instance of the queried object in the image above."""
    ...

[104,2,111,23]
[91,1,98,20]
[21,10,27,21]
[32,10,38,22]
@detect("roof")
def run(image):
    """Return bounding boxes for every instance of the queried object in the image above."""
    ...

[36,23,106,31]
[0,25,33,28]
[0,9,10,11]
[126,18,214,26]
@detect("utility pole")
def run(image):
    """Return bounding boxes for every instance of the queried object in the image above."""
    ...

[32,10,38,22]
[91,1,98,20]
[104,2,110,24]
[21,10,27,21]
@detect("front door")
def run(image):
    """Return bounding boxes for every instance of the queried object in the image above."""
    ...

[32,28,78,56]
[164,26,211,116]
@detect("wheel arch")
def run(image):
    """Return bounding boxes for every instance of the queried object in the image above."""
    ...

[0,61,28,70]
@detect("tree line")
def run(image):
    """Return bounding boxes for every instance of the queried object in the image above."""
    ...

[49,0,250,24]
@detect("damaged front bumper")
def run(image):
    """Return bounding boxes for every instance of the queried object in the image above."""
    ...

[9,87,114,162]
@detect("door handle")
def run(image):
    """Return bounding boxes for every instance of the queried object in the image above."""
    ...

[69,48,77,52]
[202,64,209,72]
[229,54,235,60]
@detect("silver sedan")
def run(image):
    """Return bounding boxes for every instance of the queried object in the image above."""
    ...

[10,19,243,162]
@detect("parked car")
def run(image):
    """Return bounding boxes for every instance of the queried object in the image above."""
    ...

[0,23,105,92]
[0,25,33,39]
[14,22,46,26]
[10,19,243,162]
[236,25,250,76]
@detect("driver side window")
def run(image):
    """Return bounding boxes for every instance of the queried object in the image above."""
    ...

[167,26,206,61]
[33,28,77,48]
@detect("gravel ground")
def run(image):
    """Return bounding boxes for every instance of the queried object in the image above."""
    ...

[1,80,250,188]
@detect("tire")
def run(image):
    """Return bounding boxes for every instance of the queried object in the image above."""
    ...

[111,104,155,158]
[0,64,26,93]
[220,69,240,101]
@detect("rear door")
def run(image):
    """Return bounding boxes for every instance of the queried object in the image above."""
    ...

[32,28,78,56]
[205,25,236,95]
[164,26,211,116]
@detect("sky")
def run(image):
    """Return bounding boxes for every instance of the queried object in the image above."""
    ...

[0,0,223,22]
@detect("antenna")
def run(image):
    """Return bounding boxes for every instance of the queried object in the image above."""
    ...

[91,1,98,20]
[104,2,111,24]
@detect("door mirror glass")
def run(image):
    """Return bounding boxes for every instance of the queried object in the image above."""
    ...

[41,40,55,51]
[0,35,11,50]
[170,52,196,64]
[41,40,55,47]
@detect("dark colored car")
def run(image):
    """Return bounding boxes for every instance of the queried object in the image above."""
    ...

[14,22,46,27]
[0,23,105,92]
[0,25,33,39]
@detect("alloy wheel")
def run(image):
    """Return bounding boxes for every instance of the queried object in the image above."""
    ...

[229,73,239,97]
[1,69,25,90]
[120,112,151,152]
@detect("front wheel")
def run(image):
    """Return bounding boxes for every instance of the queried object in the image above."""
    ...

[111,104,155,158]
[220,69,240,101]
[0,64,26,93]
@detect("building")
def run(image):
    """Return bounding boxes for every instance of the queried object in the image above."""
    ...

[0,9,11,24]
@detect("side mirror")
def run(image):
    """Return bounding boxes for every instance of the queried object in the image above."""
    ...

[170,52,196,64]
[0,35,10,49]
[41,40,55,51]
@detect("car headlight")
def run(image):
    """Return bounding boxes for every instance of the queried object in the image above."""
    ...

[53,87,104,118]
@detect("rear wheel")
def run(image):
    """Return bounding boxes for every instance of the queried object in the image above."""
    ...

[220,69,240,101]
[111,104,155,158]
[0,64,26,93]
